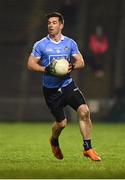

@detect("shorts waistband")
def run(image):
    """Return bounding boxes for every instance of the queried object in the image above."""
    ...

[43,81,75,93]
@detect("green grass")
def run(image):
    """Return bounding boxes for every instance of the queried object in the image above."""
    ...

[0,122,125,178]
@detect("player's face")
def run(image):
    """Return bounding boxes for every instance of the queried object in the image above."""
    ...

[48,17,63,36]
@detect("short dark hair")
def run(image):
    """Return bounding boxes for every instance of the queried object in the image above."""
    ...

[45,12,64,24]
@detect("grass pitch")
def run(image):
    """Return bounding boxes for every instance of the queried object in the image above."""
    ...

[0,122,125,179]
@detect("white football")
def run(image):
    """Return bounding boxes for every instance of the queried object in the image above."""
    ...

[54,59,69,76]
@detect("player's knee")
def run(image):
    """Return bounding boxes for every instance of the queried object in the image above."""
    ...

[77,104,90,120]
[57,118,67,129]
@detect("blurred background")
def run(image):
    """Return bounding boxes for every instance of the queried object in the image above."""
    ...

[0,0,125,122]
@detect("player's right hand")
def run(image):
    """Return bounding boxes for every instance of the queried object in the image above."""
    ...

[45,60,57,75]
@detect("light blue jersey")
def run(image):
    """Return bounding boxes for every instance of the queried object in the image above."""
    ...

[31,35,80,88]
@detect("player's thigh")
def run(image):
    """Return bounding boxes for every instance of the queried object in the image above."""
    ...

[43,87,66,122]
[51,107,66,122]
[68,89,86,111]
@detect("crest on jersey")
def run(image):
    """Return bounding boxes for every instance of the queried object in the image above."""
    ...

[64,46,69,51]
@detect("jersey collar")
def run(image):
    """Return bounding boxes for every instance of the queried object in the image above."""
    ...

[47,34,64,44]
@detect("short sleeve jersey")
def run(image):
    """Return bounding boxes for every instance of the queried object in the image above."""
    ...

[31,35,80,88]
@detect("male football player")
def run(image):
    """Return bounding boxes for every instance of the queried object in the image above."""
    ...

[27,12,101,161]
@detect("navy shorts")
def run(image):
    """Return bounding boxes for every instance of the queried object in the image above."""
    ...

[43,81,86,122]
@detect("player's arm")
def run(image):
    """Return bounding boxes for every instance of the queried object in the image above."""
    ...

[68,53,85,73]
[27,55,46,72]
[72,53,85,69]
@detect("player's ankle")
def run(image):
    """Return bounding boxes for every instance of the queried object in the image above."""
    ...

[83,139,92,151]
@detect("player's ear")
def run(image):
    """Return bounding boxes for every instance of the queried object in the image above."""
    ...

[60,23,64,30]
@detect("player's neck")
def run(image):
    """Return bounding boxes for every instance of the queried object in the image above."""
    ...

[49,33,62,42]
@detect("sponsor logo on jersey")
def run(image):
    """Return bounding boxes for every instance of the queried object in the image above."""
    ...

[49,54,69,62]
[46,48,53,52]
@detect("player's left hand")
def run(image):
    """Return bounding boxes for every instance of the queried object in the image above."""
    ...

[68,63,75,73]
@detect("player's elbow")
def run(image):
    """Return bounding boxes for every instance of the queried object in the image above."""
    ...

[80,59,84,69]
[81,60,85,68]
[79,54,85,69]
[27,61,33,71]
[27,56,35,71]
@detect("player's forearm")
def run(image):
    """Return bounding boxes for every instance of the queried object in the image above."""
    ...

[73,53,85,70]
[27,61,45,72]
[73,58,84,70]
[27,55,46,72]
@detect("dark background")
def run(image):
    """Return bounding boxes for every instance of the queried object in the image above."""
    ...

[0,0,125,122]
